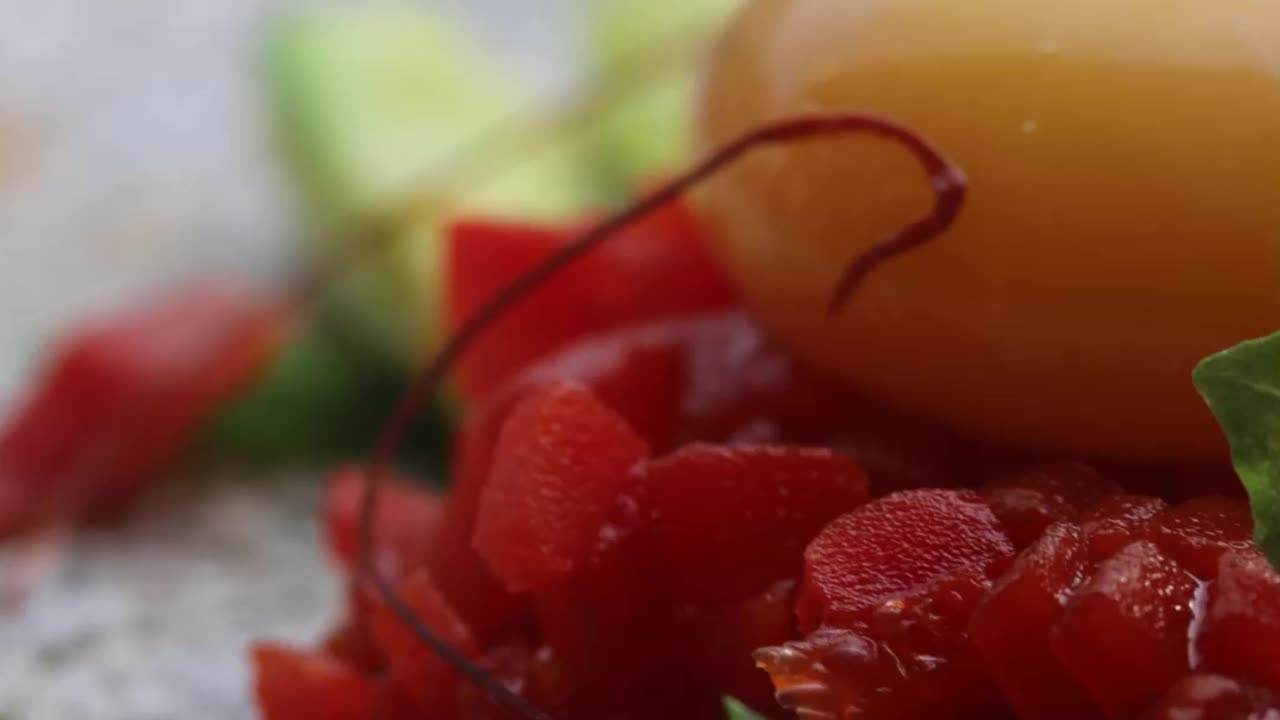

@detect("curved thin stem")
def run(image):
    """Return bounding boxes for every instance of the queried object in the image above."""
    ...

[358,112,967,720]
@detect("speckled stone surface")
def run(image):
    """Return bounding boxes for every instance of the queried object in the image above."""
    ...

[0,2,578,718]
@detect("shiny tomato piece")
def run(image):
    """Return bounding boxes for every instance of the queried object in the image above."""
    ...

[429,394,530,644]
[971,522,1104,720]
[324,466,444,578]
[511,317,690,450]
[252,643,375,720]
[428,318,689,639]
[1143,497,1256,579]
[454,644,571,720]
[759,567,1002,720]
[797,489,1015,632]
[323,580,386,674]
[532,516,663,702]
[671,313,847,447]
[372,678,430,720]
[370,570,478,715]
[0,281,286,535]
[455,644,527,720]
[324,580,387,674]
[1143,674,1280,720]
[701,581,798,711]
[1080,495,1168,563]
[640,443,867,608]
[474,382,648,593]
[981,462,1120,549]
[1053,540,1198,718]
[446,201,734,404]
[1197,552,1280,688]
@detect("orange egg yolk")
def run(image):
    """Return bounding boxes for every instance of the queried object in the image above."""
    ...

[695,0,1280,460]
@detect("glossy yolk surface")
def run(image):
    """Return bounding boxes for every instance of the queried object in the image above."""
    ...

[694,0,1280,459]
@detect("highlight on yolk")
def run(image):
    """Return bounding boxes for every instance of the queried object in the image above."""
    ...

[694,0,1280,460]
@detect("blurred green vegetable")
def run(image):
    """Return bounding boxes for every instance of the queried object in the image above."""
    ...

[203,319,451,476]
[268,7,594,365]
[584,0,743,192]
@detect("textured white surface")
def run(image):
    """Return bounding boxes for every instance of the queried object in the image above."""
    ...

[0,2,577,719]
[0,475,338,720]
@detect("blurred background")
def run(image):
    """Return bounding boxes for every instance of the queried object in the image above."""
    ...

[0,1,734,717]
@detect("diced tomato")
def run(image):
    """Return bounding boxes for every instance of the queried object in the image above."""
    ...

[669,314,846,447]
[1142,497,1255,579]
[1053,540,1198,718]
[970,522,1104,720]
[1080,495,1168,563]
[699,581,798,711]
[0,281,287,535]
[322,580,387,675]
[323,466,445,578]
[756,490,1015,720]
[531,513,663,704]
[796,488,1015,632]
[1143,674,1280,719]
[430,311,844,639]
[454,643,530,720]
[454,644,571,720]
[252,643,375,720]
[428,394,531,644]
[370,569,478,715]
[640,443,867,608]
[760,566,1003,720]
[426,319,697,637]
[446,200,734,404]
[1196,551,1280,688]
[474,382,648,593]
[981,462,1120,549]
[372,677,431,720]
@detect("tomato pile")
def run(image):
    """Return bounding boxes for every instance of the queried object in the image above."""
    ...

[251,201,1280,720]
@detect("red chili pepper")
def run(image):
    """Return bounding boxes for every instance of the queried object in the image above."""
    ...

[0,280,291,536]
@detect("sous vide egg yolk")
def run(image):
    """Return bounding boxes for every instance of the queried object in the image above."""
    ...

[694,0,1280,459]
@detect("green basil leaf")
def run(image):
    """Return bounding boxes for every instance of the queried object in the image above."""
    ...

[1193,330,1280,569]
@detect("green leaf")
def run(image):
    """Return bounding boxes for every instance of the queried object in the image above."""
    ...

[722,696,766,720]
[1193,330,1280,569]
[267,8,594,365]
[201,322,453,476]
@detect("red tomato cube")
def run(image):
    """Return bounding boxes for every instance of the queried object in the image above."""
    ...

[1053,540,1198,718]
[699,581,798,711]
[640,443,868,608]
[429,394,530,644]
[252,643,375,720]
[323,466,445,579]
[759,567,1003,720]
[0,281,286,535]
[1143,497,1255,579]
[1080,495,1168,563]
[970,522,1104,719]
[370,570,478,715]
[446,200,734,404]
[1196,551,1280,688]
[981,462,1120,549]
[796,488,1015,632]
[474,381,649,593]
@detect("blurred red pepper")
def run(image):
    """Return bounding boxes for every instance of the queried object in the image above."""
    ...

[445,199,736,406]
[0,280,292,537]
